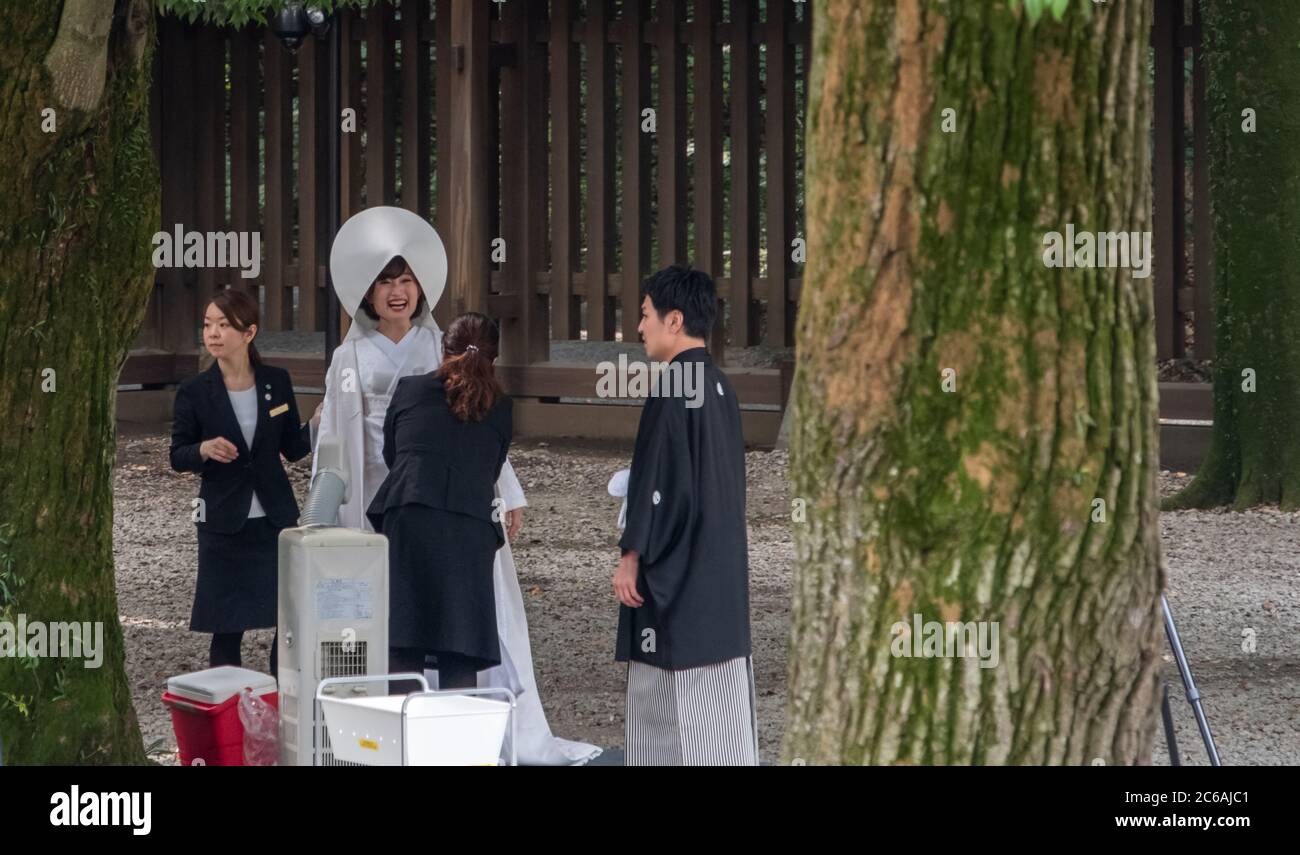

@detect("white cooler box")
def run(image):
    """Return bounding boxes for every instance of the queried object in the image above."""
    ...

[318,678,513,766]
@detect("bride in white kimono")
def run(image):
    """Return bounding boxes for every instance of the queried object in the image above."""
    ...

[311,206,600,765]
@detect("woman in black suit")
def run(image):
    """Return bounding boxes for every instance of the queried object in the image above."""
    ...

[170,289,311,674]
[367,312,512,692]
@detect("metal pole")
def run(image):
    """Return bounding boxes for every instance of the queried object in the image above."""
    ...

[1160,683,1181,766]
[1162,594,1222,766]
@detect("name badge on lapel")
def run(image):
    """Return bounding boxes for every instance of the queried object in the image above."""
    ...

[269,403,289,417]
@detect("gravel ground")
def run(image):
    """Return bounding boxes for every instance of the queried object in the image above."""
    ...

[113,432,1298,765]
[1157,358,1213,383]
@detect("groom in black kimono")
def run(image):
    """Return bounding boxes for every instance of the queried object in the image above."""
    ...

[613,265,757,765]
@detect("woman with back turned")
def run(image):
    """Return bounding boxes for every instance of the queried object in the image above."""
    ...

[366,312,512,693]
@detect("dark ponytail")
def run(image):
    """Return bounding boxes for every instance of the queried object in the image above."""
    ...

[437,312,503,422]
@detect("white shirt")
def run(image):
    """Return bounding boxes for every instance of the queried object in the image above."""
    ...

[227,385,266,518]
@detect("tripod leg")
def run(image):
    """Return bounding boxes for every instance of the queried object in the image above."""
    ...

[1162,594,1223,766]
[1160,682,1181,766]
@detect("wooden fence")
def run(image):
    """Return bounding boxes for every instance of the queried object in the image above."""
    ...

[133,0,812,430]
[1152,0,1213,362]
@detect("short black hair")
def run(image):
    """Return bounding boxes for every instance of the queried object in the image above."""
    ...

[640,265,716,339]
[360,255,428,321]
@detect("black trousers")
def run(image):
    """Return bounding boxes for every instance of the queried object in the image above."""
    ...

[388,646,478,695]
[210,630,278,677]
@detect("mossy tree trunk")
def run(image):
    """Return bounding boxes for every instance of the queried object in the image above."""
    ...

[785,0,1165,764]
[1166,0,1300,511]
[0,0,157,764]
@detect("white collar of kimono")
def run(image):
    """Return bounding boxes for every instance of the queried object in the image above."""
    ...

[364,324,429,362]
[328,205,447,343]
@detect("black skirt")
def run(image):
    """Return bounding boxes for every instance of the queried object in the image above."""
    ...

[191,516,280,633]
[379,504,501,670]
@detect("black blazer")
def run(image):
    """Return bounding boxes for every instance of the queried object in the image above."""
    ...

[365,373,512,540]
[170,361,311,533]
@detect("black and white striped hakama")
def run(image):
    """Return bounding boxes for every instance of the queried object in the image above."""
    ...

[625,656,759,766]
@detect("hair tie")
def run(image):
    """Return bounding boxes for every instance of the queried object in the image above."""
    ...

[465,344,479,353]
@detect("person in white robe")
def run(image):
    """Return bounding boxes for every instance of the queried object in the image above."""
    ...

[311,206,601,765]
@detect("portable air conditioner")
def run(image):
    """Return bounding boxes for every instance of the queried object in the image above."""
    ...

[277,526,389,766]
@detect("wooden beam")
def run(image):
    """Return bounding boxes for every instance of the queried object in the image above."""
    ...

[297,35,322,331]
[584,0,616,340]
[1191,0,1213,359]
[498,0,550,363]
[549,0,581,337]
[434,0,454,329]
[401,0,432,218]
[693,0,724,360]
[446,0,491,316]
[340,8,364,224]
[263,30,293,330]
[229,27,261,296]
[764,0,796,347]
[729,0,760,347]
[159,16,198,353]
[494,362,784,406]
[620,0,651,344]
[366,2,396,207]
[511,399,782,448]
[653,0,687,268]
[1152,0,1185,359]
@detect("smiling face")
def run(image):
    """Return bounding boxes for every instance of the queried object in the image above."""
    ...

[202,302,255,359]
[637,294,682,362]
[366,264,422,322]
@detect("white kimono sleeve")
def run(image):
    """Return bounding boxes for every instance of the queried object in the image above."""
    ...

[496,456,527,512]
[310,350,344,480]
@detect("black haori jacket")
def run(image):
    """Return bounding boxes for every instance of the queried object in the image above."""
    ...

[169,362,311,533]
[616,347,752,670]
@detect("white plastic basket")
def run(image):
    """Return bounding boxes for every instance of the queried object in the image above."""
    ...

[316,674,516,766]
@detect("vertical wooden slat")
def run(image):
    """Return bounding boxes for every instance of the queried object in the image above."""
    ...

[139,37,164,350]
[620,0,651,343]
[584,0,615,340]
[366,2,396,208]
[401,0,432,217]
[549,0,581,338]
[729,0,760,347]
[263,31,293,330]
[498,1,526,359]
[229,27,261,296]
[298,35,321,332]
[193,26,224,311]
[447,0,491,316]
[434,0,455,329]
[764,0,796,347]
[498,0,550,364]
[653,0,687,268]
[693,0,724,358]
[160,16,198,353]
[1152,0,1184,359]
[339,9,364,223]
[1191,0,1213,359]
[335,9,363,340]
[486,11,501,297]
